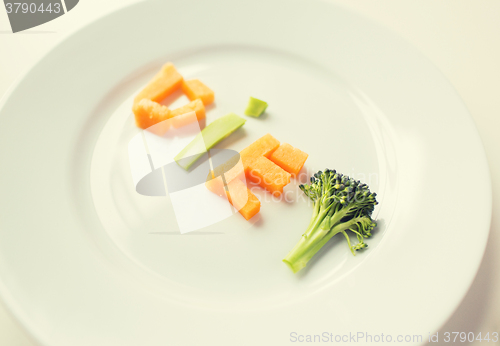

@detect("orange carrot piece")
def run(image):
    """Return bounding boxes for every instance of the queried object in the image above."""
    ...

[205,155,245,194]
[246,155,291,195]
[170,99,205,121]
[205,173,260,220]
[182,79,215,106]
[205,175,226,197]
[226,179,260,220]
[240,134,281,174]
[270,143,309,175]
[240,134,280,159]
[206,134,307,219]
[170,111,198,129]
[211,155,245,182]
[132,63,183,113]
[133,99,170,134]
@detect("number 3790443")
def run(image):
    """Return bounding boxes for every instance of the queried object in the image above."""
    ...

[5,3,61,14]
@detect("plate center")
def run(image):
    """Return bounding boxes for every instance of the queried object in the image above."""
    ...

[89,46,389,308]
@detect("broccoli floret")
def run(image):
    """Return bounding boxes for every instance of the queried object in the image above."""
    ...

[283,169,378,273]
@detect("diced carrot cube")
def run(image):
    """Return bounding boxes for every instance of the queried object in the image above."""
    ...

[182,79,215,105]
[133,99,170,134]
[240,134,281,173]
[133,63,183,112]
[246,155,291,195]
[240,134,280,159]
[170,99,205,121]
[270,143,309,175]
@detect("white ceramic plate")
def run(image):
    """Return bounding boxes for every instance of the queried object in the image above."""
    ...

[0,1,492,345]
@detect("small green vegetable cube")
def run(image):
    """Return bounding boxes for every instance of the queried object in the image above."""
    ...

[244,97,268,117]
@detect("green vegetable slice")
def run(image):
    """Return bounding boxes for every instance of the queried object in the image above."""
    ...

[244,97,268,117]
[174,113,246,170]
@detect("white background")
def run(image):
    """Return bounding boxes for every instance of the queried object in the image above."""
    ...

[0,1,498,345]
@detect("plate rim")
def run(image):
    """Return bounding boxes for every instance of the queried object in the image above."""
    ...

[0,1,492,345]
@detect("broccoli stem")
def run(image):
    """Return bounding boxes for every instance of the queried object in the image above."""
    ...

[282,215,366,273]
